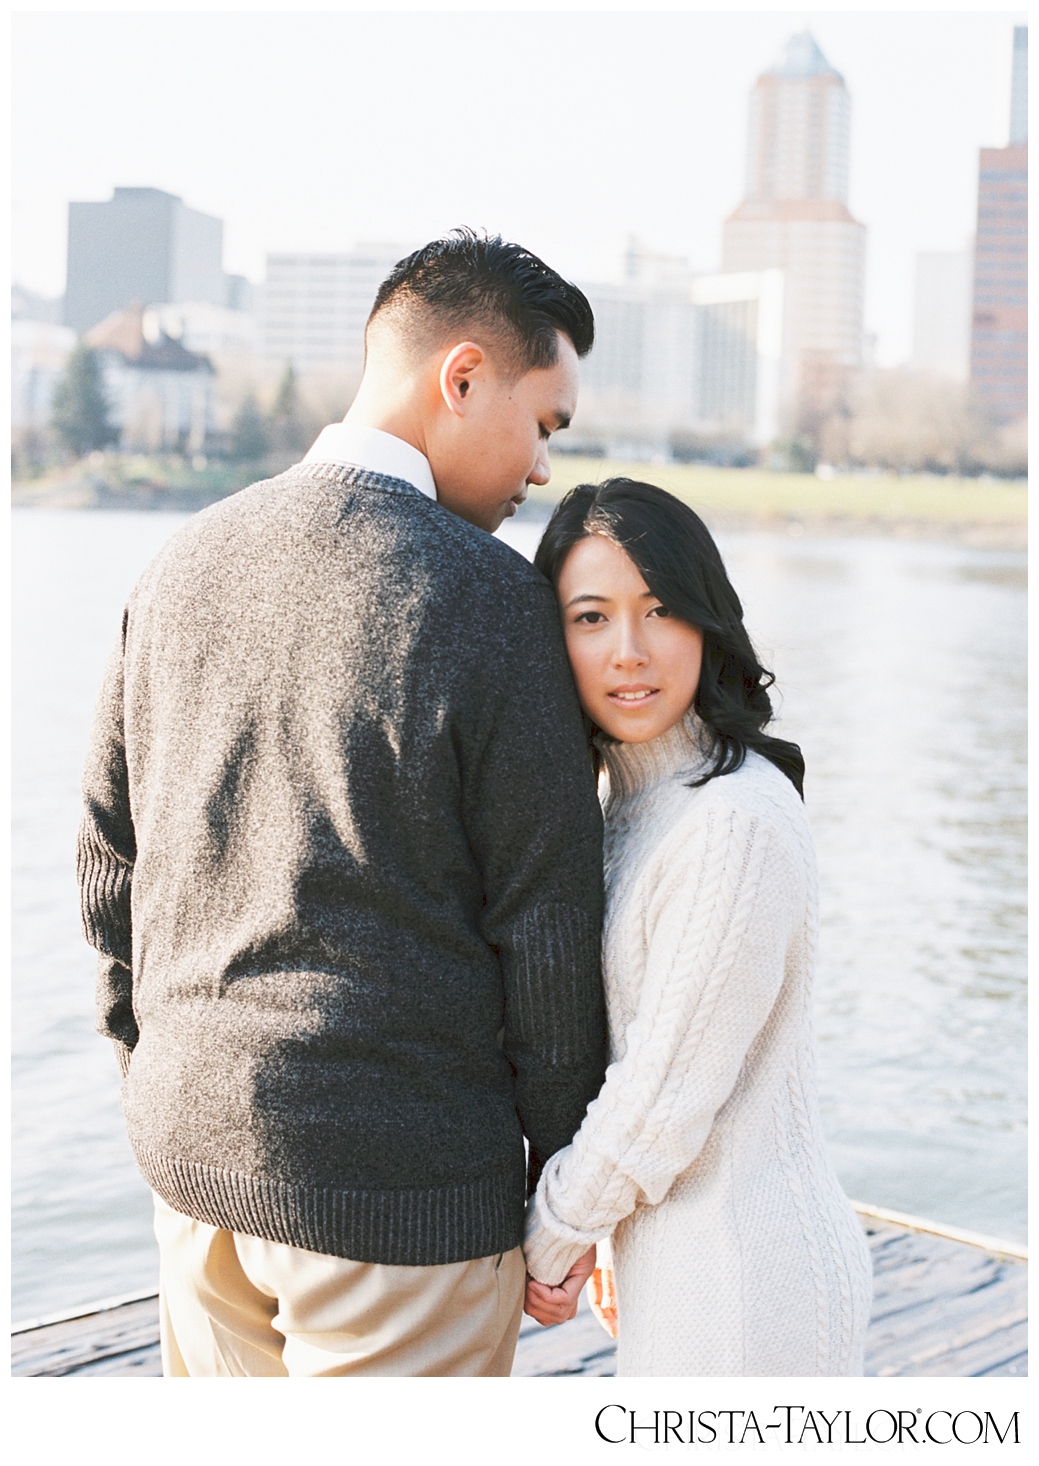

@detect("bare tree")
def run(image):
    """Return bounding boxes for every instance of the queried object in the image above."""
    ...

[805,367,1025,477]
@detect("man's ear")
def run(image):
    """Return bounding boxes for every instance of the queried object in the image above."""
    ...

[439,342,485,417]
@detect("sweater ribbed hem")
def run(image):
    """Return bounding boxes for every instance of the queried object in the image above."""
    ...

[137,1146,525,1266]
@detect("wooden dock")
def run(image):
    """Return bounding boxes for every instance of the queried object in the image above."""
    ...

[12,1206,1026,1378]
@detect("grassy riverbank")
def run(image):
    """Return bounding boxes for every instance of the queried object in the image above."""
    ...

[527,458,1027,549]
[13,453,1027,548]
[11,454,291,513]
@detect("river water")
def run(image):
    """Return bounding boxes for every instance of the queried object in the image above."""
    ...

[11,507,1026,1321]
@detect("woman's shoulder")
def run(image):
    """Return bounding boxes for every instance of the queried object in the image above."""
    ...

[631,754,812,938]
[693,747,803,814]
[663,748,810,858]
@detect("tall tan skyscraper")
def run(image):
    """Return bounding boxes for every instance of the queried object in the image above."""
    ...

[722,32,866,431]
[969,26,1026,424]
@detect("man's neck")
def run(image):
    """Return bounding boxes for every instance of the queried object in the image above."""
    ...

[343,387,430,463]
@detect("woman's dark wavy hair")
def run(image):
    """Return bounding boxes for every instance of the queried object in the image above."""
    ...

[534,479,805,797]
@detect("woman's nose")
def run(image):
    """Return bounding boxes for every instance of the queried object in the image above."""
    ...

[612,619,649,668]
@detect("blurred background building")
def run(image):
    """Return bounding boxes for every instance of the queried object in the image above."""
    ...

[11,287,77,435]
[82,302,214,452]
[721,31,866,434]
[574,254,783,457]
[911,250,973,380]
[968,25,1027,424]
[63,186,251,331]
[260,244,411,377]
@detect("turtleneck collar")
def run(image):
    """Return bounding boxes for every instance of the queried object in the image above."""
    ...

[599,710,714,806]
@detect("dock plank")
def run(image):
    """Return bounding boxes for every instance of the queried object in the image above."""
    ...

[11,1295,162,1378]
[862,1224,1027,1379]
[11,1220,1026,1378]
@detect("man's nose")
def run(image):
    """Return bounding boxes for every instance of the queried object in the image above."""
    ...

[527,440,551,488]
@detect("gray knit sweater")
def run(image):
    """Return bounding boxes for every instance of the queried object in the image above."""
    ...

[77,463,606,1266]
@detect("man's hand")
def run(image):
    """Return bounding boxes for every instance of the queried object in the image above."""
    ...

[523,1246,597,1327]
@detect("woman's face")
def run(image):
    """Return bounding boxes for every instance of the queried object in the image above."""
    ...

[556,534,704,745]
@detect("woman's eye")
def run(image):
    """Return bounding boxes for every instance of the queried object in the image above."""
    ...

[649,605,670,618]
[575,611,605,624]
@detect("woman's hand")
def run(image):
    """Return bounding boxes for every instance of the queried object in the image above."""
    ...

[523,1246,597,1327]
[586,1264,619,1338]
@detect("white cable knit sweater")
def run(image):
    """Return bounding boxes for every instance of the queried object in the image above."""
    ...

[524,714,873,1376]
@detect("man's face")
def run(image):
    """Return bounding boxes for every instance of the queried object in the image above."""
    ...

[430,332,580,533]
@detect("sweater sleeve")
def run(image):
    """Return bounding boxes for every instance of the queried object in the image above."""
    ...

[459,581,607,1187]
[524,800,800,1283]
[76,615,138,1074]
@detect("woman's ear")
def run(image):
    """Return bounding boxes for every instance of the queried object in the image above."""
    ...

[439,342,485,417]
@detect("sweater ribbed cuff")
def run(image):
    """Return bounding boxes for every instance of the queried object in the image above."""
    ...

[522,1191,602,1286]
[113,1041,134,1078]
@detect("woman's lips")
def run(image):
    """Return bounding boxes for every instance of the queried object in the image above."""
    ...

[607,687,660,704]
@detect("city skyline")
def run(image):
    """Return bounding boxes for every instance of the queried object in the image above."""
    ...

[13,9,1024,367]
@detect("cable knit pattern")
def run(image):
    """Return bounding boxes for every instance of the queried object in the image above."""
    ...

[523,714,873,1376]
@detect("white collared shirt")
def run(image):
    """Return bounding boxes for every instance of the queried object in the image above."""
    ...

[303,422,438,502]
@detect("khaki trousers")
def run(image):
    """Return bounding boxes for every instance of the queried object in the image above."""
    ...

[152,1194,526,1377]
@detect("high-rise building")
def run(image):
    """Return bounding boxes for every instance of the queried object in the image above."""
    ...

[721,32,866,428]
[64,188,230,333]
[1010,24,1027,146]
[260,244,412,375]
[969,26,1027,423]
[912,249,973,379]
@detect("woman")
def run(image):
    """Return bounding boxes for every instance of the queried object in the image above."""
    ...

[522,479,872,1377]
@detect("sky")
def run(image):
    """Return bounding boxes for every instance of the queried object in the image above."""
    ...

[12,5,1024,366]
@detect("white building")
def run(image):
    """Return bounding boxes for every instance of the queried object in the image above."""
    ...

[573,267,784,453]
[11,319,77,430]
[84,303,215,452]
[722,32,866,427]
[911,248,973,380]
[577,281,696,449]
[261,243,413,375]
[691,270,784,445]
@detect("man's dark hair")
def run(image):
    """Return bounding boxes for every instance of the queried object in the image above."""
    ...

[368,228,594,374]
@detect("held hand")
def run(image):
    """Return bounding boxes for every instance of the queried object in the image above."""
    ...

[586,1265,619,1339]
[523,1246,597,1328]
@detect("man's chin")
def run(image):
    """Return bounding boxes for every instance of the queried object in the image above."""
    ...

[435,488,521,534]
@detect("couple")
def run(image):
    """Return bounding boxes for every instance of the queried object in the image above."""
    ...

[78,230,872,1378]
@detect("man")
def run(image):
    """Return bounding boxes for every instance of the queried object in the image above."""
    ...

[77,231,606,1377]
